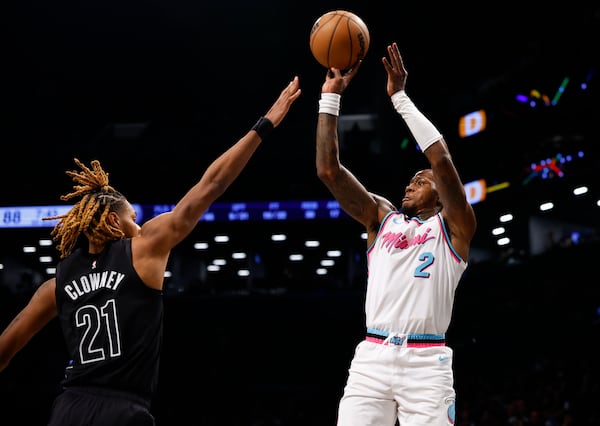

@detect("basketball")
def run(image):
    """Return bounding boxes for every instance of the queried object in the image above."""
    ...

[309,10,370,70]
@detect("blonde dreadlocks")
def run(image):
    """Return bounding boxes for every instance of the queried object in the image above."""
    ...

[43,158,128,259]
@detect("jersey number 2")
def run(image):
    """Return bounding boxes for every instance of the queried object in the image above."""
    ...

[414,251,434,278]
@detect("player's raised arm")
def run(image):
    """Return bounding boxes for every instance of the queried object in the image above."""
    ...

[383,42,476,259]
[139,76,302,252]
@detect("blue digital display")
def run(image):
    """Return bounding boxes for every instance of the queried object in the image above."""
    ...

[0,200,348,229]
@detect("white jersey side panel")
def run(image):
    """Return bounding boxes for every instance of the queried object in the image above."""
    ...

[365,211,467,334]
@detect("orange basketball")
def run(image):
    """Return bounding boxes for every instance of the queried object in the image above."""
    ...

[309,10,370,70]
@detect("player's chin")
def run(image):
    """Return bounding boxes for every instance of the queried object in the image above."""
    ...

[401,202,415,216]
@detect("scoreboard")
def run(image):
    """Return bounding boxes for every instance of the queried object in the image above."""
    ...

[0,200,348,229]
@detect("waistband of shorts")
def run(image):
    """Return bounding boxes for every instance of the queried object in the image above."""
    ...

[366,328,445,347]
[64,386,151,408]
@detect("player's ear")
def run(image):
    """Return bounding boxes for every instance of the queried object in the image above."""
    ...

[107,211,120,228]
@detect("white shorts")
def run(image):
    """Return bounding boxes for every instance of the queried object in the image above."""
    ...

[336,338,456,426]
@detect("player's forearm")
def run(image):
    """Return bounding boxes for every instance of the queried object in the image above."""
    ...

[391,90,442,153]
[176,132,262,219]
[316,113,342,180]
[0,317,27,372]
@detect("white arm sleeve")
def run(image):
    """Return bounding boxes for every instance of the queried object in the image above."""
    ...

[391,90,442,152]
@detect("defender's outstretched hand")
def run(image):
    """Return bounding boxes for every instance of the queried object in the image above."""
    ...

[264,76,302,127]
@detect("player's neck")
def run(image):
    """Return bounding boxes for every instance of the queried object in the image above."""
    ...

[416,207,439,221]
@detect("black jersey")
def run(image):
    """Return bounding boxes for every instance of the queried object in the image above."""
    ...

[55,239,163,402]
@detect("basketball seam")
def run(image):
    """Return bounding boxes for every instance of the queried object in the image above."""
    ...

[344,18,353,69]
[328,14,344,69]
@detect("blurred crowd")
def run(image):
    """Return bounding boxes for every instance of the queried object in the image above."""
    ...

[1,241,599,425]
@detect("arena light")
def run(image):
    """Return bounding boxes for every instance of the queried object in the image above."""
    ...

[497,237,511,246]
[458,110,487,138]
[193,242,209,250]
[492,227,505,236]
[464,179,487,205]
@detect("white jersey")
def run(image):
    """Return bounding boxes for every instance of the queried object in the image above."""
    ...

[365,211,467,335]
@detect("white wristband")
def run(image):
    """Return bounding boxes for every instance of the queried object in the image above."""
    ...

[391,90,442,152]
[319,93,341,116]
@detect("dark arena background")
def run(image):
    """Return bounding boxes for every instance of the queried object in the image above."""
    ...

[1,1,599,425]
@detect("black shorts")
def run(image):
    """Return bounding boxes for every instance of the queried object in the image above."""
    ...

[47,386,155,426]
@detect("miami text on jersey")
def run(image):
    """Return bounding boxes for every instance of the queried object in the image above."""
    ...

[379,227,435,252]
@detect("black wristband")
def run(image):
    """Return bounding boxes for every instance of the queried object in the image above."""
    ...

[251,117,274,140]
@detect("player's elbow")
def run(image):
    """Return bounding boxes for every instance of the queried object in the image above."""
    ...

[317,164,340,186]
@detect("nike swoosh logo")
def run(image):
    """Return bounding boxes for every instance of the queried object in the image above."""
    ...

[439,356,449,362]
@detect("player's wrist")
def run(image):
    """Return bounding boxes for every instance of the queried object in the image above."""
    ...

[318,92,341,116]
[251,116,274,140]
[391,90,441,152]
